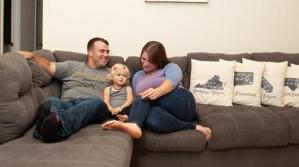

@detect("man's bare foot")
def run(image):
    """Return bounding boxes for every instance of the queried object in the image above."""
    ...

[196,125,212,140]
[101,120,142,139]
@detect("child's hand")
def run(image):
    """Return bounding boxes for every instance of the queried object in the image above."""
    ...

[117,114,128,122]
[111,107,122,115]
[110,108,118,115]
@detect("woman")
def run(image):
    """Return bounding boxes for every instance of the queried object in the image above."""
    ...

[101,41,211,140]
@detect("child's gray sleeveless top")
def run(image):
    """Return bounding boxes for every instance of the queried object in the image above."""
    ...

[109,86,127,107]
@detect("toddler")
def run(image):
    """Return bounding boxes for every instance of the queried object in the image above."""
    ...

[104,63,133,121]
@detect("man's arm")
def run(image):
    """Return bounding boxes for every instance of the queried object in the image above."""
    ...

[17,51,56,76]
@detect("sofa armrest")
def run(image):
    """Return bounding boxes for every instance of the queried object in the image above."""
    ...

[0,53,38,144]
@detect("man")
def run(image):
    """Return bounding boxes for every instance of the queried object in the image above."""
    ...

[18,37,111,143]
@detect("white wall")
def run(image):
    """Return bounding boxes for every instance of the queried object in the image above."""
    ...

[43,0,299,58]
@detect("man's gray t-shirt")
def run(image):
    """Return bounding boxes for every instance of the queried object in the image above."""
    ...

[53,61,109,101]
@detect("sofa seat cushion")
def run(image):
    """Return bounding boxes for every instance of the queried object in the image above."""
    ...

[0,125,133,167]
[134,129,207,152]
[201,107,289,150]
[268,106,299,144]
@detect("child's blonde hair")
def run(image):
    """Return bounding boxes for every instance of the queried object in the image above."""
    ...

[108,63,131,86]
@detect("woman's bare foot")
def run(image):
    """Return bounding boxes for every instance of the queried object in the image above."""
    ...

[196,125,212,140]
[101,120,142,139]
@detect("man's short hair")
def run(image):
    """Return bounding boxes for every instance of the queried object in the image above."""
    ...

[87,37,109,51]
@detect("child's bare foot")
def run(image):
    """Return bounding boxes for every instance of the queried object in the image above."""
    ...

[196,125,212,140]
[101,120,142,139]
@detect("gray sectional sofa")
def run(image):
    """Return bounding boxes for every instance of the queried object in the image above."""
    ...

[0,50,299,167]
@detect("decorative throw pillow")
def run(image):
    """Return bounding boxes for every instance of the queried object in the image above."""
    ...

[243,59,288,107]
[233,61,265,106]
[190,59,235,106]
[284,66,299,107]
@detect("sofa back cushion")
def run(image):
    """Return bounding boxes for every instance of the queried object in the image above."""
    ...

[24,49,56,88]
[0,53,38,144]
[53,50,125,67]
[251,52,299,65]
[27,50,60,104]
[124,57,142,83]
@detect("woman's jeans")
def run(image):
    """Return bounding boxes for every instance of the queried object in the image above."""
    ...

[34,97,110,140]
[128,87,197,133]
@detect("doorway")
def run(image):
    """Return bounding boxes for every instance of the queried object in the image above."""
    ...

[1,0,42,53]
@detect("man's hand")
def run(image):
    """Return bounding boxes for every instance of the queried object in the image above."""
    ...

[17,51,34,59]
[16,51,56,76]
